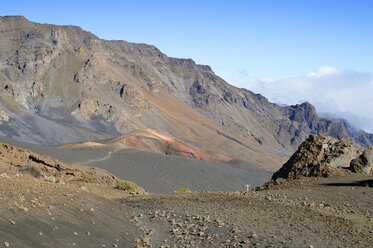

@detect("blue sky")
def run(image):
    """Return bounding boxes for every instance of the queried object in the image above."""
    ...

[2,0,372,81]
[2,0,373,132]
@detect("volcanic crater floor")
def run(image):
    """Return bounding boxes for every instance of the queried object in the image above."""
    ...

[1,174,372,247]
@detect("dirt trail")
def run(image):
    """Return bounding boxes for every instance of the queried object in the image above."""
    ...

[77,149,120,165]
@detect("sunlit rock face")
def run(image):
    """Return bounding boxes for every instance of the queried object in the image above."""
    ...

[0,16,372,170]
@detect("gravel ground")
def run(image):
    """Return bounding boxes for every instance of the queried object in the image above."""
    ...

[1,171,372,247]
[0,174,141,248]
[123,174,373,248]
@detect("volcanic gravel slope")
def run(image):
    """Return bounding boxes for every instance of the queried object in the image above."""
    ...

[0,135,273,193]
[0,174,142,248]
[2,171,372,247]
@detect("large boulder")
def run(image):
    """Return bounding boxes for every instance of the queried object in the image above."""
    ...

[349,148,373,174]
[272,134,359,180]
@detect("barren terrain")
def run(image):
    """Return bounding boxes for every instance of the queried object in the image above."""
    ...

[2,170,372,247]
[123,175,373,247]
[0,136,272,193]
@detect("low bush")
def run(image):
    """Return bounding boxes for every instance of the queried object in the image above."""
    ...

[178,188,191,193]
[117,180,138,192]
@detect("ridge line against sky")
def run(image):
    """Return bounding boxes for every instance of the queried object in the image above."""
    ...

[1,0,373,132]
[1,0,372,81]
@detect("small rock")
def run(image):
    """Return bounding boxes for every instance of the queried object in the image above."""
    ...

[9,220,15,225]
[0,173,9,178]
[73,232,78,236]
[142,237,150,244]
[4,242,9,247]
[200,225,208,231]
[170,218,176,225]
[218,221,225,227]
[18,205,29,212]
[250,232,258,238]
[86,231,90,236]
[45,176,56,183]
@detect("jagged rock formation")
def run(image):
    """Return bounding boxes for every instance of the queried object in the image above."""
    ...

[350,148,373,174]
[0,16,372,169]
[271,134,360,180]
[272,134,373,180]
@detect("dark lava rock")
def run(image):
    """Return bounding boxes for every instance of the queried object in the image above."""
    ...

[350,148,373,174]
[272,134,359,180]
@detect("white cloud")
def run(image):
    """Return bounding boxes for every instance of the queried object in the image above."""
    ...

[306,66,340,78]
[244,66,373,133]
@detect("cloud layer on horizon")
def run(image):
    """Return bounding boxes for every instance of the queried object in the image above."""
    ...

[243,66,373,133]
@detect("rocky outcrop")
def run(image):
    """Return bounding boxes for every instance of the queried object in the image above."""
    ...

[272,134,360,180]
[349,148,373,174]
[0,142,145,194]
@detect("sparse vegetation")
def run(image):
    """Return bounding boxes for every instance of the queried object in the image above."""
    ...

[178,188,191,193]
[79,173,98,183]
[117,180,138,192]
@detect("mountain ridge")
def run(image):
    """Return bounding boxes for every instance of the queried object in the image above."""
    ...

[0,16,372,170]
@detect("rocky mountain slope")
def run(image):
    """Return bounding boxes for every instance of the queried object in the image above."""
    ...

[0,15,372,169]
[272,134,373,180]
